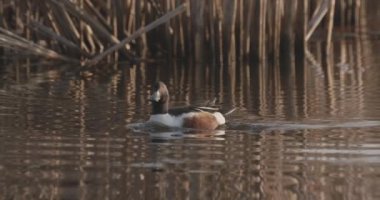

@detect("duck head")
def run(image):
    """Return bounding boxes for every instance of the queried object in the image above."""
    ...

[150,81,169,114]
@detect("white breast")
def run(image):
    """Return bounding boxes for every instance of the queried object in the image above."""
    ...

[148,112,225,128]
[148,113,196,127]
[213,112,226,125]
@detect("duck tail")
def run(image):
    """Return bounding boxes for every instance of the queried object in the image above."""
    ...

[224,108,236,116]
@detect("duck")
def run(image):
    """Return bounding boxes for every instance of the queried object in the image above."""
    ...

[148,81,234,130]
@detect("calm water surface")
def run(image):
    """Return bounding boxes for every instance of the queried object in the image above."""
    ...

[1,35,380,200]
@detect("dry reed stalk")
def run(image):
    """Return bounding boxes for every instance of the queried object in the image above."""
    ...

[337,0,346,26]
[46,11,63,38]
[236,0,242,59]
[25,1,31,41]
[87,3,188,66]
[126,0,135,34]
[295,0,308,54]
[105,0,112,29]
[306,0,330,41]
[175,0,186,57]
[15,0,22,34]
[84,0,112,32]
[282,0,297,43]
[48,1,80,45]
[222,0,237,62]
[273,0,283,61]
[49,0,121,48]
[242,0,254,57]
[265,0,273,56]
[28,20,84,55]
[168,0,179,57]
[0,27,76,62]
[135,0,145,52]
[112,0,126,39]
[258,0,267,61]
[191,0,205,63]
[78,0,86,57]
[178,0,191,59]
[0,1,4,56]
[249,1,259,61]
[326,0,336,50]
[354,0,361,29]
[163,0,172,57]
[0,0,364,65]
[205,1,216,60]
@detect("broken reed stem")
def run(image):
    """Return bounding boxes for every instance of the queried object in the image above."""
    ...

[86,3,187,66]
[50,0,119,45]
[0,28,77,62]
[28,20,84,54]
[306,0,330,41]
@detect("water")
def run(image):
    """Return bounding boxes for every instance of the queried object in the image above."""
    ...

[2,26,380,200]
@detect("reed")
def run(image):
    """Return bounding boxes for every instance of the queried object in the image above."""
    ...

[0,0,363,66]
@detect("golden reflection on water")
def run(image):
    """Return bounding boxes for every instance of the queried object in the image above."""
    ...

[3,126,380,199]
[1,102,380,197]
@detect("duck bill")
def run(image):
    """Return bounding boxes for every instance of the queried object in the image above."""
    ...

[149,91,161,102]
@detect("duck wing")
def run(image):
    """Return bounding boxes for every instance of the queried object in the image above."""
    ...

[168,106,198,116]
[168,98,236,116]
[168,105,221,116]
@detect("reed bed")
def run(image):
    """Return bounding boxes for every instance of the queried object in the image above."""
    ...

[0,0,362,66]
[0,2,377,198]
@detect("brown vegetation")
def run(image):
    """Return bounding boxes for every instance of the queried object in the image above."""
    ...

[0,0,362,66]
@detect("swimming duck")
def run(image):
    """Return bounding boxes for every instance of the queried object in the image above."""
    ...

[148,81,232,130]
